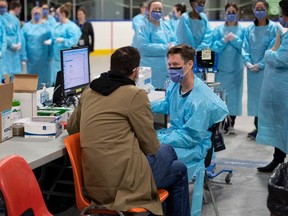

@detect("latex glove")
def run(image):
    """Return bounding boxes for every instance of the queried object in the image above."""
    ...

[250,64,260,72]
[56,37,64,43]
[44,39,52,45]
[223,34,230,43]
[168,42,174,49]
[22,60,27,65]
[228,32,236,41]
[11,43,18,50]
[246,62,253,69]
[17,43,21,50]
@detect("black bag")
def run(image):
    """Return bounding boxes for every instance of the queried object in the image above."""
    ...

[210,123,226,152]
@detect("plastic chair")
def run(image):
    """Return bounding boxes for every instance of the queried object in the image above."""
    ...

[64,132,169,214]
[0,155,52,216]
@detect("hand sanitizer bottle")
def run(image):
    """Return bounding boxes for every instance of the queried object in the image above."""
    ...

[40,83,49,105]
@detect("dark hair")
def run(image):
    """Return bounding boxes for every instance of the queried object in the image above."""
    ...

[140,1,148,8]
[110,46,140,77]
[167,44,195,63]
[225,2,239,12]
[148,0,162,10]
[59,2,72,18]
[77,7,86,15]
[253,0,269,10]
[174,3,187,14]
[279,0,288,16]
[9,1,21,10]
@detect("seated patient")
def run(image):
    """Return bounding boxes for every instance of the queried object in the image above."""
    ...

[151,44,228,216]
[67,46,190,216]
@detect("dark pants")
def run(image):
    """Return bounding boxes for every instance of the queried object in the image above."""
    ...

[230,115,236,127]
[273,147,286,163]
[147,145,190,216]
[254,117,258,130]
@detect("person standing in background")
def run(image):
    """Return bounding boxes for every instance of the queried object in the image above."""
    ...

[242,0,278,140]
[76,7,94,53]
[51,2,81,85]
[0,1,7,83]
[169,3,186,37]
[211,3,245,134]
[1,0,22,81]
[136,0,177,90]
[41,3,56,27]
[177,0,212,51]
[256,0,288,173]
[131,1,148,48]
[21,7,53,88]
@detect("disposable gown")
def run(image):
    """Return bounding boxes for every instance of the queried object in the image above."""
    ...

[169,18,179,36]
[131,14,145,47]
[211,23,245,116]
[257,31,288,154]
[242,20,278,116]
[21,22,53,88]
[45,15,57,27]
[151,76,228,216]
[0,17,7,82]
[52,21,81,85]
[136,18,177,89]
[176,12,212,50]
[1,12,22,77]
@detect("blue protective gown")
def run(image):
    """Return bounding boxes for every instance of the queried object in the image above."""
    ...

[52,21,81,85]
[211,23,245,116]
[169,18,179,36]
[1,12,22,77]
[131,13,145,47]
[0,16,7,82]
[257,31,288,154]
[151,76,228,216]
[242,20,278,116]
[44,15,57,27]
[21,21,53,88]
[136,18,177,89]
[176,12,212,50]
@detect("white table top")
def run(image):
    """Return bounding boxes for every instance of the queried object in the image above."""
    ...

[0,130,68,169]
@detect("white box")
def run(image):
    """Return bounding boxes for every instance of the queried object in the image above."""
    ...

[24,116,62,139]
[137,67,152,93]
[14,92,37,118]
[1,109,13,142]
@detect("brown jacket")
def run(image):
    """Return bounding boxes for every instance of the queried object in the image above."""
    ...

[67,85,163,215]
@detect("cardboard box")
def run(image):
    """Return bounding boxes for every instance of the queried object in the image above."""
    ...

[13,74,38,118]
[137,67,152,94]
[0,83,14,143]
[24,116,62,139]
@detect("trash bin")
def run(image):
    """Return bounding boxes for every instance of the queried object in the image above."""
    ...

[267,162,288,216]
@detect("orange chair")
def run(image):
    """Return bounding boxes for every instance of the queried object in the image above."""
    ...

[0,155,52,216]
[64,132,169,214]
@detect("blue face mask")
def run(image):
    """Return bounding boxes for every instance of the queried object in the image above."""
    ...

[42,8,49,17]
[33,13,41,23]
[168,67,185,83]
[171,11,177,19]
[279,16,288,28]
[151,11,162,21]
[226,13,237,22]
[0,6,7,15]
[195,5,204,14]
[54,14,60,22]
[254,10,267,20]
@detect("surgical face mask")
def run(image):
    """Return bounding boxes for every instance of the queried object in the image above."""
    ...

[0,6,7,15]
[33,13,41,23]
[195,5,204,14]
[254,10,267,20]
[171,11,177,19]
[279,16,288,28]
[226,13,237,22]
[151,10,162,21]
[168,67,185,83]
[54,14,60,22]
[42,8,49,17]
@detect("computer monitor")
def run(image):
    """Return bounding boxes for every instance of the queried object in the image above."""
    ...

[60,46,90,97]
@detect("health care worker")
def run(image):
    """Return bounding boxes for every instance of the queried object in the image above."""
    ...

[1,1,22,79]
[51,3,81,85]
[169,3,186,36]
[41,3,56,27]
[21,7,53,88]
[151,45,228,216]
[136,0,177,89]
[242,0,278,140]
[0,5,7,82]
[256,0,288,173]
[176,0,212,51]
[211,3,245,133]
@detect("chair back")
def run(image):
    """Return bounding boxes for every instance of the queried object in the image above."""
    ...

[0,155,52,216]
[64,132,91,210]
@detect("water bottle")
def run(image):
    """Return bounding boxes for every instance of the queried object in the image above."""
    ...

[164,76,171,92]
[40,83,50,105]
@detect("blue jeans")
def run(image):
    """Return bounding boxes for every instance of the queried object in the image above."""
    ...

[147,144,190,216]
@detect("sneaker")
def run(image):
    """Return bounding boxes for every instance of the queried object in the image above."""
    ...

[247,129,257,140]
[257,160,280,173]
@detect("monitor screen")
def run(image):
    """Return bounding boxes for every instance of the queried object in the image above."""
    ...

[60,47,90,96]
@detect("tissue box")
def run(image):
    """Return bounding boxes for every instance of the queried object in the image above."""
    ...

[24,116,62,139]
